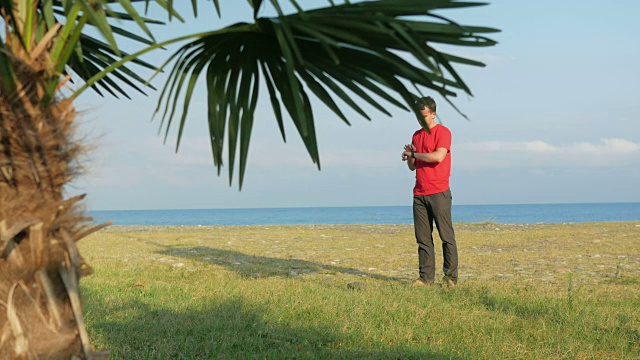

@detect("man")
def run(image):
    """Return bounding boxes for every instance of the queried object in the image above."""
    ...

[401,96,458,287]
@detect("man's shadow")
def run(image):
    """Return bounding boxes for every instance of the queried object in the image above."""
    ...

[149,241,406,282]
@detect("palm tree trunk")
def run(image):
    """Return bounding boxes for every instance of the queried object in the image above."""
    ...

[0,32,107,360]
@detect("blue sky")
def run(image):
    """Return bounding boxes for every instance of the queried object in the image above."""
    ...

[71,0,640,210]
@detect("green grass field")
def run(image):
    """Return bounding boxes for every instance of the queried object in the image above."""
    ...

[79,222,640,359]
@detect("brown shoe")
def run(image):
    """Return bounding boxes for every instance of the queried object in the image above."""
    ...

[411,279,429,287]
[442,276,456,288]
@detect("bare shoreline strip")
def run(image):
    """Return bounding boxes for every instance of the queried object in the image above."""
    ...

[96,221,640,232]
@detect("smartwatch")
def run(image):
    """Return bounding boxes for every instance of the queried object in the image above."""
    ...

[411,150,415,159]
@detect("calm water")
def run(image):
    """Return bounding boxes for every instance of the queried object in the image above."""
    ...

[89,202,640,226]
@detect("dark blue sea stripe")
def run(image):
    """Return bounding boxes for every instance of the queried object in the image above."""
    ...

[88,203,640,226]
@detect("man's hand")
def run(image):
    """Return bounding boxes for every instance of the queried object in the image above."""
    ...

[402,144,416,161]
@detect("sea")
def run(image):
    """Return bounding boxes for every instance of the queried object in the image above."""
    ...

[88,202,640,226]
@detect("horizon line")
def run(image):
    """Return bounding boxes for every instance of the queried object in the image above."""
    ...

[88,201,640,212]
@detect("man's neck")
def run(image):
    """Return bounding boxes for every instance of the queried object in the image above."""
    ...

[423,118,438,129]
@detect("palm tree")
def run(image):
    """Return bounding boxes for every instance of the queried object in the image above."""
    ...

[0,0,497,358]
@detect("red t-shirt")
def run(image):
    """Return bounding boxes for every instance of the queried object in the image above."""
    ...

[411,124,452,196]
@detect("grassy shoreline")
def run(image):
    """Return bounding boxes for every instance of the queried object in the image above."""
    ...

[80,222,640,359]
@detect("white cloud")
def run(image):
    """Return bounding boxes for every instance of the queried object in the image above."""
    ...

[466,141,557,153]
[524,141,557,152]
[571,138,639,154]
[456,138,640,169]
[79,133,640,195]
[80,133,351,190]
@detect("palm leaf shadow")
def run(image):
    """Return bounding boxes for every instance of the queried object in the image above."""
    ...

[84,291,459,359]
[149,241,406,282]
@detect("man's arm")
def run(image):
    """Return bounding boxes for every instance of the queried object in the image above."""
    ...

[402,144,417,171]
[407,156,416,171]
[403,147,448,166]
[414,147,448,163]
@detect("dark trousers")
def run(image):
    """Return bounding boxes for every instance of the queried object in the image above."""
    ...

[413,189,458,283]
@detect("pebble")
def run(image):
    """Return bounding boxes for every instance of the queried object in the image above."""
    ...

[173,263,184,267]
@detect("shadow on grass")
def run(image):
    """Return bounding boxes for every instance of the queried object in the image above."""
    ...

[149,241,407,282]
[476,287,564,320]
[83,289,457,360]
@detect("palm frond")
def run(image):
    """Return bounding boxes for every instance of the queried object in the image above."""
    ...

[0,39,18,95]
[155,0,499,188]
[247,0,264,19]
[47,0,170,98]
[0,2,16,92]
[0,0,180,100]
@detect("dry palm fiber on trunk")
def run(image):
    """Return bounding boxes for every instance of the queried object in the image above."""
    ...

[0,25,108,360]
